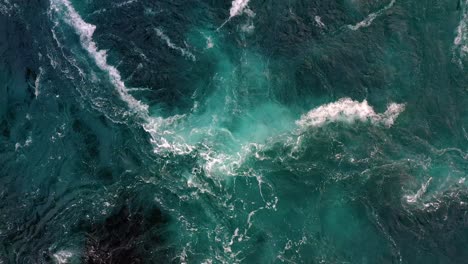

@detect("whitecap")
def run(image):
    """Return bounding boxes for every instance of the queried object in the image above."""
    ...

[315,16,325,28]
[405,177,432,203]
[453,0,468,66]
[15,133,33,151]
[229,0,250,18]
[49,0,149,114]
[296,98,405,128]
[217,0,251,30]
[206,36,214,49]
[52,250,73,264]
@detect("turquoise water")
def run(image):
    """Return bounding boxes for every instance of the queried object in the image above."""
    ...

[0,0,467,263]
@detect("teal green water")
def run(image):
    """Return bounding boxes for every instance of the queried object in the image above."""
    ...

[0,0,467,263]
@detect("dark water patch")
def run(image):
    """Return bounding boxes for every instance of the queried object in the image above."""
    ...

[378,189,468,263]
[81,201,171,264]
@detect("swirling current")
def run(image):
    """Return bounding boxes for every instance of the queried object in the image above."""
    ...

[0,0,467,263]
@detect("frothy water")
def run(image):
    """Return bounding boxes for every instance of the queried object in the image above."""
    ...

[348,0,396,30]
[296,98,405,128]
[34,67,43,98]
[49,0,149,115]
[229,0,250,18]
[453,0,468,66]
[155,28,196,61]
[218,0,251,30]
[315,15,325,28]
[406,177,432,203]
[52,251,73,264]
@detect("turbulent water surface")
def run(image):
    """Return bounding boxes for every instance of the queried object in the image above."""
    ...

[1,0,467,263]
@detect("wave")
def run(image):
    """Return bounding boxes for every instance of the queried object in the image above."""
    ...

[49,0,149,115]
[453,0,468,66]
[296,98,405,128]
[155,28,196,61]
[48,0,406,186]
[348,0,396,31]
[405,177,432,203]
[49,0,199,160]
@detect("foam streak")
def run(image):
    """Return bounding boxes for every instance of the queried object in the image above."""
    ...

[348,0,396,30]
[155,28,196,61]
[453,0,468,64]
[50,0,149,114]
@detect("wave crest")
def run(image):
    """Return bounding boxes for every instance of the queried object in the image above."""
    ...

[296,98,405,128]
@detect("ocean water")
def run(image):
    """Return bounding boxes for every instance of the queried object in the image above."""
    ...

[0,0,467,263]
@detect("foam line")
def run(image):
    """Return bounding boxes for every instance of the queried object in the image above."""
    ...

[50,0,199,156]
[50,0,149,114]
[155,28,196,61]
[453,0,468,60]
[348,0,396,30]
[34,67,44,98]
[406,177,432,203]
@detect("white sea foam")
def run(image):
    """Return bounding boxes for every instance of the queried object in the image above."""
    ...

[50,0,149,114]
[15,133,32,151]
[34,67,44,98]
[229,0,250,18]
[155,28,196,61]
[52,250,73,264]
[453,0,468,65]
[296,98,405,128]
[206,36,214,49]
[114,0,138,8]
[348,0,396,30]
[454,15,467,47]
[50,0,200,158]
[315,16,325,28]
[406,177,432,203]
[217,0,251,30]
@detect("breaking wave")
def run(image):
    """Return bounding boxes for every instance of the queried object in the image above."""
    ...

[296,98,405,128]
